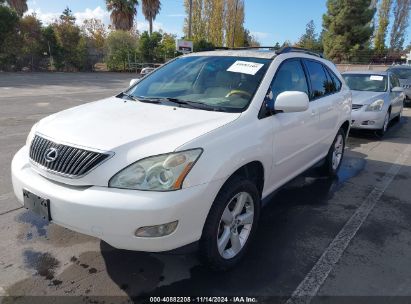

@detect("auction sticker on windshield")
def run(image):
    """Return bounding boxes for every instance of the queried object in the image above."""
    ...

[370,75,384,81]
[227,61,264,75]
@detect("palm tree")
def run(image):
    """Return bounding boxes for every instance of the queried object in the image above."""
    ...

[142,0,161,35]
[7,0,28,17]
[106,0,139,31]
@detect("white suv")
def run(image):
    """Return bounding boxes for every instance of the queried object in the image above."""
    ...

[11,48,351,271]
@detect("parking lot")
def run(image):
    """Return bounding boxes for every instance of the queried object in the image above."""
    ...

[1,72,411,303]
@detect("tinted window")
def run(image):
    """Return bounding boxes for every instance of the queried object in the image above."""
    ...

[304,60,332,99]
[325,66,342,92]
[271,60,308,101]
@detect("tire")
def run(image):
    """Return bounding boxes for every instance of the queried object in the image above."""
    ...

[377,110,390,138]
[199,176,260,271]
[394,105,403,123]
[322,128,346,177]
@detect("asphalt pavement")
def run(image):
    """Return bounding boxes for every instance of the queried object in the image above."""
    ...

[1,72,411,304]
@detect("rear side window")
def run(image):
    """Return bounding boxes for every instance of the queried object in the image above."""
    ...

[325,66,342,92]
[304,60,333,100]
[271,59,309,101]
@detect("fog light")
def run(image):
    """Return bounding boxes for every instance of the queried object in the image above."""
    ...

[135,221,178,238]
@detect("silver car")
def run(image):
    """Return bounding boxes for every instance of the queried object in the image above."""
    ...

[342,71,405,136]
[387,65,411,106]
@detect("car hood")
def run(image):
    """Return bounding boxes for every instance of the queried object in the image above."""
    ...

[36,97,241,152]
[351,90,386,105]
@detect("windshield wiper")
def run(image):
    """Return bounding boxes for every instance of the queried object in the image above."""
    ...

[139,97,227,112]
[117,92,138,101]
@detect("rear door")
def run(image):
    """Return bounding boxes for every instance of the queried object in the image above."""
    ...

[303,59,341,153]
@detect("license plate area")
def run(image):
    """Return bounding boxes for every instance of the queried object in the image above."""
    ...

[23,189,51,221]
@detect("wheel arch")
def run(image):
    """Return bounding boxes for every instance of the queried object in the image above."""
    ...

[340,120,351,138]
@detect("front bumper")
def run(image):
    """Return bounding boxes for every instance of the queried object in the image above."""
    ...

[11,146,221,252]
[350,108,386,130]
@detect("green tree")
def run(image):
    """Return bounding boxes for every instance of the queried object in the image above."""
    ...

[42,25,63,70]
[53,8,87,70]
[323,0,376,63]
[374,0,392,52]
[390,0,411,50]
[142,0,161,35]
[105,30,137,70]
[243,29,260,47]
[19,14,44,70]
[193,39,214,52]
[297,20,323,51]
[159,32,176,59]
[139,31,162,62]
[60,6,76,24]
[225,0,245,47]
[0,5,19,70]
[106,0,138,31]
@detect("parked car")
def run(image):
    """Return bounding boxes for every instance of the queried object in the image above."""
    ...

[11,47,351,271]
[140,67,156,76]
[387,65,411,106]
[342,71,405,137]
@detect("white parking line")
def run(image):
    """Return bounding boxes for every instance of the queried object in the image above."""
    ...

[286,144,411,304]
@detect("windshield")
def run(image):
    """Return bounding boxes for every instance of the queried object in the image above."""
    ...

[342,74,388,92]
[389,68,411,79]
[126,56,270,112]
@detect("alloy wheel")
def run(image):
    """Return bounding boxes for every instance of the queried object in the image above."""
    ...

[332,134,344,170]
[217,192,254,260]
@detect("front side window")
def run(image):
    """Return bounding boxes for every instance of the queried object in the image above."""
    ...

[126,56,270,112]
[304,60,333,99]
[390,74,400,88]
[342,74,388,92]
[270,59,309,101]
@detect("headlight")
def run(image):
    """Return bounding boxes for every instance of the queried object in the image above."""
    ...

[366,99,384,112]
[26,123,38,147]
[109,149,203,191]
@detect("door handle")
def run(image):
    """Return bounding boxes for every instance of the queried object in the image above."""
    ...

[311,110,317,116]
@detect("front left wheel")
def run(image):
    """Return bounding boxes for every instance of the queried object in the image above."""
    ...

[199,176,260,271]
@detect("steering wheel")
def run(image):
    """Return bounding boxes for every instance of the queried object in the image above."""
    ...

[225,90,252,99]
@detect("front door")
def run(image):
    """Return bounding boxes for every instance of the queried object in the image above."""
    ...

[267,59,321,188]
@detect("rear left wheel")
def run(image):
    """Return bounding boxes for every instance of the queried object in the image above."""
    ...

[322,128,346,177]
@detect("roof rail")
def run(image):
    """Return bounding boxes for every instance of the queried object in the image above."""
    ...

[214,46,277,50]
[276,47,324,58]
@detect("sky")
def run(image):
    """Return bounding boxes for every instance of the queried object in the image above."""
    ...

[26,0,411,46]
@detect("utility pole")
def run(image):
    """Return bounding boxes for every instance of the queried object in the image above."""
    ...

[231,0,239,48]
[188,0,193,40]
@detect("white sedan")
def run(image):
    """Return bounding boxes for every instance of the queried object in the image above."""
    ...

[342,71,405,137]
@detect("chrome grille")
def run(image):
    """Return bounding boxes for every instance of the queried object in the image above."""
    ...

[29,135,111,178]
[403,84,411,89]
[352,104,363,110]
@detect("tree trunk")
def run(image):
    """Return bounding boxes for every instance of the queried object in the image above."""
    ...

[149,18,153,35]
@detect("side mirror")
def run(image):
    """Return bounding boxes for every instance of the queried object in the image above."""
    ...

[274,91,310,113]
[129,79,140,87]
[391,86,404,93]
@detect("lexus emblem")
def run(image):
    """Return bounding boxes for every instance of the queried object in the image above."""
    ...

[44,147,58,163]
